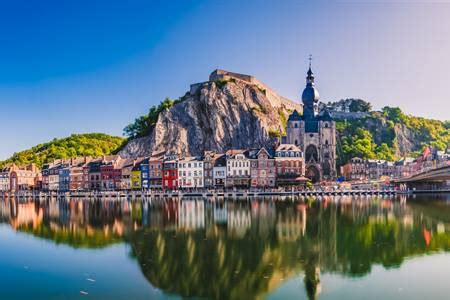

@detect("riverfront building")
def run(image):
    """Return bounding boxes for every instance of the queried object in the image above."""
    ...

[0,163,40,192]
[120,159,135,190]
[149,153,164,189]
[0,172,10,191]
[162,154,178,190]
[213,154,227,188]
[274,144,305,186]
[178,156,204,189]
[226,150,251,188]
[249,148,276,188]
[203,151,219,188]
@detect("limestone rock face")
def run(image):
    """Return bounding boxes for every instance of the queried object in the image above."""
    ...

[119,78,301,158]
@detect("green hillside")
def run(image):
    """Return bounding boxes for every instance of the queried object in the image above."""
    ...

[0,133,125,168]
[334,100,450,166]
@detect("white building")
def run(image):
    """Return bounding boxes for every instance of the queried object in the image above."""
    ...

[178,157,204,189]
[0,172,9,191]
[213,154,227,187]
[226,150,251,187]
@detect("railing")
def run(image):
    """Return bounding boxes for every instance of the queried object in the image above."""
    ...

[396,160,450,180]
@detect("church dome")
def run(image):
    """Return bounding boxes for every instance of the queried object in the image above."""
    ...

[301,67,320,106]
[302,85,320,105]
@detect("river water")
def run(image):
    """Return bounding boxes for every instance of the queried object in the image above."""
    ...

[0,194,449,299]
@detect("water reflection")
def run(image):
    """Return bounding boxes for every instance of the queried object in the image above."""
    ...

[1,194,450,299]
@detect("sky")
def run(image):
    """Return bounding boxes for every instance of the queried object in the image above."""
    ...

[1,0,450,160]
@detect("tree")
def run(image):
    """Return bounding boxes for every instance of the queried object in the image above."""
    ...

[123,97,179,139]
[349,99,372,113]
[382,106,407,123]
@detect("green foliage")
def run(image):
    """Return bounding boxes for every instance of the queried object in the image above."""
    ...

[403,114,450,151]
[278,109,287,130]
[251,105,267,114]
[382,106,407,123]
[349,99,372,112]
[0,133,124,168]
[326,98,371,113]
[215,79,229,88]
[375,143,395,161]
[268,128,283,138]
[340,128,377,163]
[336,104,449,166]
[124,97,185,138]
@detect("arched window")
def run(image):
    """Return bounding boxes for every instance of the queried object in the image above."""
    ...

[295,123,298,128]
[294,140,298,146]
[325,140,329,145]
[305,145,319,162]
[324,123,329,128]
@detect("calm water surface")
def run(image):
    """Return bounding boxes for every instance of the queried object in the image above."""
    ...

[0,194,450,299]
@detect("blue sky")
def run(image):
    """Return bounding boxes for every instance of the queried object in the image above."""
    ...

[1,0,450,159]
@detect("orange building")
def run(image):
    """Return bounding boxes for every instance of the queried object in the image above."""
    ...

[2,163,41,192]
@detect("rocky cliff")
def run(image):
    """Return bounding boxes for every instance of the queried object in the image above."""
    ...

[119,71,301,158]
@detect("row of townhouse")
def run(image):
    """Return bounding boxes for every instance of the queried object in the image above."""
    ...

[341,157,409,181]
[340,147,450,181]
[1,143,308,192]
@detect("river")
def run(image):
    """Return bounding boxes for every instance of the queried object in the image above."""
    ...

[0,194,449,299]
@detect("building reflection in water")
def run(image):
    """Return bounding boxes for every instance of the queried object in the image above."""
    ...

[0,194,449,299]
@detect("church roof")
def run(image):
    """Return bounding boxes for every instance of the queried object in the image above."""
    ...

[288,110,302,121]
[319,109,333,121]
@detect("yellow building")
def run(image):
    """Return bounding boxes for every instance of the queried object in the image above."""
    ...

[131,167,141,190]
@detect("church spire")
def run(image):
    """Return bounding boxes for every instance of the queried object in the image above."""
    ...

[301,54,320,119]
[306,54,315,85]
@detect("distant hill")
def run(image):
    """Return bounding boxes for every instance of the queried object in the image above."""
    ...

[0,133,125,168]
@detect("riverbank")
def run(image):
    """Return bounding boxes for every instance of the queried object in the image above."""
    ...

[0,189,398,201]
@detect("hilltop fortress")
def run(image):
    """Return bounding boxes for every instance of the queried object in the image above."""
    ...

[190,69,298,111]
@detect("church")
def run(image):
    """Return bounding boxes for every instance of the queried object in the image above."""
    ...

[285,63,337,182]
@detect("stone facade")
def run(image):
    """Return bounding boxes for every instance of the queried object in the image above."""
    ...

[0,172,9,191]
[149,153,164,189]
[203,151,217,188]
[286,66,337,182]
[249,148,276,188]
[340,157,367,181]
[1,163,40,192]
[274,144,305,186]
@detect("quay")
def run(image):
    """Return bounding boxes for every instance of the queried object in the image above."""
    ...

[0,189,398,201]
